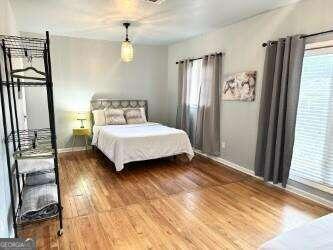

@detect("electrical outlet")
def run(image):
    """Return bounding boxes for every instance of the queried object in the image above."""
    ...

[221,142,226,149]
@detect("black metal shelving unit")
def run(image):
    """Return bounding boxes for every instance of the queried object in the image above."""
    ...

[0,32,63,237]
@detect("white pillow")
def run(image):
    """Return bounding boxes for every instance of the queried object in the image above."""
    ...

[105,108,126,125]
[92,109,106,126]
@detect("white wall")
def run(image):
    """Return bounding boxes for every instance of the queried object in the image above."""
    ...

[167,0,333,171]
[0,0,21,238]
[25,35,168,148]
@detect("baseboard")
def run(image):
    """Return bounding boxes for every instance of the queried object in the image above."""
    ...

[195,150,333,209]
[195,150,256,177]
[58,146,91,153]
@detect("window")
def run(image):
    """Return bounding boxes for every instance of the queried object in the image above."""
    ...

[187,59,203,107]
[290,42,333,193]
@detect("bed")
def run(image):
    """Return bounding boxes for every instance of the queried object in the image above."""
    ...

[259,213,333,250]
[91,99,194,171]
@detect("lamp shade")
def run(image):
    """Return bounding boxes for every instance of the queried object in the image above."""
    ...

[76,112,88,120]
[76,112,89,128]
[121,40,134,62]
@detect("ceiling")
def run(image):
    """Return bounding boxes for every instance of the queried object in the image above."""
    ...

[10,0,300,45]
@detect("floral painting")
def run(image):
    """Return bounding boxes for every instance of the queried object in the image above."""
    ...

[223,71,256,101]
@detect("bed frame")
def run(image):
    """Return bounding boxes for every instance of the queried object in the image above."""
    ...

[90,99,149,126]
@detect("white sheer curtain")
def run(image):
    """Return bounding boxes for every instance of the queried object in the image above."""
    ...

[176,59,201,143]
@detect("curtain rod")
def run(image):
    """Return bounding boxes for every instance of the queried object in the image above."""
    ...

[262,29,333,47]
[175,52,223,64]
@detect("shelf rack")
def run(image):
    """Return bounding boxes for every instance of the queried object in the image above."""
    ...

[0,32,63,237]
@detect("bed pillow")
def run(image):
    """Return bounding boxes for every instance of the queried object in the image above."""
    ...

[123,107,147,123]
[92,109,106,126]
[139,107,147,122]
[105,108,126,125]
[124,108,146,124]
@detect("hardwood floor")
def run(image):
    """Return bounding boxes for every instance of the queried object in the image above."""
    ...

[19,151,331,249]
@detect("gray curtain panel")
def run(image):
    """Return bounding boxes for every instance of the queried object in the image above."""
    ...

[255,35,305,187]
[176,59,197,142]
[195,54,222,156]
[176,59,189,130]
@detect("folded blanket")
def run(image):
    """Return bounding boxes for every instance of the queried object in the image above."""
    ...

[25,171,55,186]
[17,158,54,174]
[20,183,59,222]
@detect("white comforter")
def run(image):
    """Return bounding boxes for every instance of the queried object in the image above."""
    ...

[92,123,194,171]
[260,213,333,250]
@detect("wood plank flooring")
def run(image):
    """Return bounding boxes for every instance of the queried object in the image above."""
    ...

[19,150,332,249]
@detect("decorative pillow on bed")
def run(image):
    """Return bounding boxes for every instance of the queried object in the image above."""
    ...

[92,109,106,126]
[138,107,147,122]
[123,107,147,123]
[124,108,146,124]
[105,108,126,125]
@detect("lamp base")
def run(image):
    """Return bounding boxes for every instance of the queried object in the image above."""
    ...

[78,119,85,128]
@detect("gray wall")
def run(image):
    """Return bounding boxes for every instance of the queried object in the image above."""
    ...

[167,0,333,171]
[25,35,168,148]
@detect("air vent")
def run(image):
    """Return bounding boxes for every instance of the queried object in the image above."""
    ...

[144,0,165,4]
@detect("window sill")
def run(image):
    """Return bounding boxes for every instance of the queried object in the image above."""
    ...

[289,174,333,195]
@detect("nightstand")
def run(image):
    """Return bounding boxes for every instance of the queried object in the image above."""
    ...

[72,128,90,151]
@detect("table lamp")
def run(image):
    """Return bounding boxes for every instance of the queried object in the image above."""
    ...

[77,112,88,128]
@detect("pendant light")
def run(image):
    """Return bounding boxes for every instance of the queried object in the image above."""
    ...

[121,22,134,62]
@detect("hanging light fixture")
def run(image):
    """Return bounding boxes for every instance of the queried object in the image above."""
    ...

[121,22,134,62]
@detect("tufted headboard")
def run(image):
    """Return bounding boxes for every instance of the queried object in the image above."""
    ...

[90,99,149,126]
